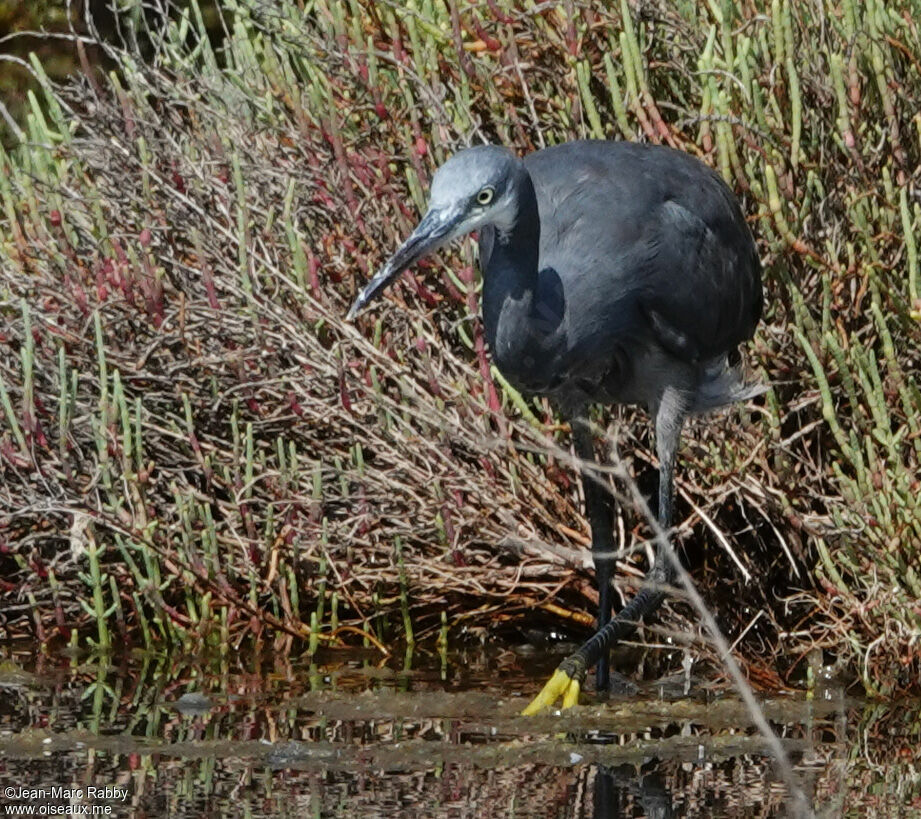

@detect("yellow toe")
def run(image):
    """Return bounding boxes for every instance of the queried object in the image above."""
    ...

[521,668,582,715]
[561,676,581,709]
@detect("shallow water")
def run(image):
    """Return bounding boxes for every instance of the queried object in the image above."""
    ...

[0,646,918,817]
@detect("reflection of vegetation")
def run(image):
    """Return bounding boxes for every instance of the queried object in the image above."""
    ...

[1,652,919,815]
[0,0,919,697]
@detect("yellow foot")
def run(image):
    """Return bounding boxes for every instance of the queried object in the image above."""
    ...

[521,668,582,715]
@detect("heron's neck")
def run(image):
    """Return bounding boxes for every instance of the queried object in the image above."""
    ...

[482,167,540,350]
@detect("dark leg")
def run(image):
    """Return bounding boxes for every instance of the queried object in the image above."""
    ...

[572,417,615,693]
[522,392,688,714]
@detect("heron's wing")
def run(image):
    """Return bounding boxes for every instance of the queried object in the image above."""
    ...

[527,142,762,365]
[632,196,763,362]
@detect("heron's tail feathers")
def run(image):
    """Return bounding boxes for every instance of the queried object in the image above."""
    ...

[691,355,766,414]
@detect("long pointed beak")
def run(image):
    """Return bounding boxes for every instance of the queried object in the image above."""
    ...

[347,207,463,320]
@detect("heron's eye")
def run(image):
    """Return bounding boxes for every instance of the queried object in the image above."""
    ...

[477,187,495,206]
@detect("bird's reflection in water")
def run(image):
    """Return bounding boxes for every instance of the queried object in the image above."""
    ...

[592,763,674,819]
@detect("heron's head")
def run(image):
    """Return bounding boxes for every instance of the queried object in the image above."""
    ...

[347,145,521,319]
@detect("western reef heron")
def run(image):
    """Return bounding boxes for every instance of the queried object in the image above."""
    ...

[347,140,763,713]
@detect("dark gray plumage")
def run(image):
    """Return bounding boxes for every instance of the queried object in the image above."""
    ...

[348,140,763,712]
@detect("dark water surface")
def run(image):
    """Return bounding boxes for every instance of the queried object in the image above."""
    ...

[0,647,918,817]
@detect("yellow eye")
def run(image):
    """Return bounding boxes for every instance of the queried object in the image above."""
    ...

[477,187,495,206]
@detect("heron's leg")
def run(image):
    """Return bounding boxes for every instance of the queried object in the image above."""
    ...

[522,392,688,715]
[571,417,615,693]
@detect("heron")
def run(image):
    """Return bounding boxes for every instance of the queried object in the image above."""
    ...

[347,140,763,713]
